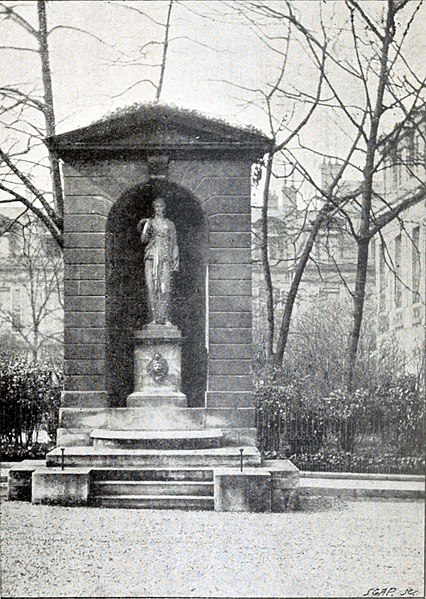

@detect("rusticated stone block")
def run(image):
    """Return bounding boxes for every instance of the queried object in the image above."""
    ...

[206,391,254,407]
[205,407,255,428]
[65,312,106,328]
[209,328,252,344]
[65,214,107,233]
[202,196,251,215]
[64,344,106,360]
[209,360,251,375]
[209,248,251,264]
[209,344,252,359]
[209,280,251,296]
[65,232,106,248]
[64,328,106,344]
[208,375,253,392]
[64,175,113,199]
[64,196,112,216]
[209,214,251,232]
[65,297,105,312]
[79,281,106,295]
[64,374,105,391]
[214,468,271,512]
[209,264,251,280]
[64,248,105,264]
[64,359,105,375]
[79,264,106,279]
[64,264,80,280]
[190,177,249,202]
[210,313,251,328]
[209,233,251,249]
[64,280,79,296]
[209,296,251,312]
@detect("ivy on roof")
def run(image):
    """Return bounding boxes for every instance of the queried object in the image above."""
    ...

[90,102,267,139]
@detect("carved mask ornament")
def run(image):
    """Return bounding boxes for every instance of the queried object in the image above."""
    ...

[147,351,169,383]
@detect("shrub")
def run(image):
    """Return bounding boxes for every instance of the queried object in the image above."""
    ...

[0,356,62,457]
[290,450,425,475]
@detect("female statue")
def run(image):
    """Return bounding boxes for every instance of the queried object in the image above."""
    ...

[137,197,179,325]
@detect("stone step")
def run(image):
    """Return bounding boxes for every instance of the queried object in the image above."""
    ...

[92,480,214,497]
[90,429,223,450]
[127,393,187,408]
[0,482,7,498]
[91,467,214,482]
[90,495,215,510]
[46,446,261,468]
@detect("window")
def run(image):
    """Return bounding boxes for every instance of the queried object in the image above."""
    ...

[379,244,386,313]
[0,285,11,311]
[370,240,376,267]
[394,234,402,308]
[412,226,421,304]
[11,287,21,330]
[0,234,10,256]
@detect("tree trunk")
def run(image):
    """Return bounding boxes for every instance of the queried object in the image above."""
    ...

[274,204,332,365]
[37,0,64,227]
[346,0,394,388]
[155,0,173,103]
[260,153,275,358]
[347,237,369,389]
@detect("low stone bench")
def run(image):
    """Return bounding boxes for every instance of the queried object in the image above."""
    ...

[214,467,272,512]
[8,460,45,501]
[262,459,300,511]
[32,468,91,506]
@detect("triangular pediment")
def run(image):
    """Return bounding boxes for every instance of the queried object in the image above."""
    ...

[47,104,271,156]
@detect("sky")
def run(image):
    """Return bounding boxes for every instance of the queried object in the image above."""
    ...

[1,0,425,202]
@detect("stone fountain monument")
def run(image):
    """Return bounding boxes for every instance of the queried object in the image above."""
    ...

[8,105,300,511]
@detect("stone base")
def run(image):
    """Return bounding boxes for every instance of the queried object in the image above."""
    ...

[214,468,272,512]
[32,468,91,506]
[8,460,45,501]
[127,391,187,408]
[132,325,183,399]
[262,459,300,511]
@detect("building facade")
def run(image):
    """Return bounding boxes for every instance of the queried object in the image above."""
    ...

[252,161,375,349]
[0,204,63,361]
[375,110,426,373]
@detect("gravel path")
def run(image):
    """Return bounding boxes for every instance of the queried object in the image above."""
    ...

[1,500,424,598]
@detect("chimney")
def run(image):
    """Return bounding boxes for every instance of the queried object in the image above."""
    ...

[321,158,340,190]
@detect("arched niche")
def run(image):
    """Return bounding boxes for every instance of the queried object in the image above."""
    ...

[106,180,208,407]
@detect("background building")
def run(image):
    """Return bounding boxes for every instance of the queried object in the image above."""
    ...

[374,110,426,374]
[252,160,376,348]
[0,203,63,361]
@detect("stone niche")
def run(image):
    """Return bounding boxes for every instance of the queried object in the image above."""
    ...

[48,105,270,444]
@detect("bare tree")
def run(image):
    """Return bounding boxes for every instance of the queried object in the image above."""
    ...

[0,0,64,246]
[0,215,63,362]
[244,1,425,378]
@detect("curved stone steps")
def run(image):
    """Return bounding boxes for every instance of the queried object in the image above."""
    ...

[46,446,261,468]
[91,480,214,497]
[90,495,215,510]
[90,428,223,450]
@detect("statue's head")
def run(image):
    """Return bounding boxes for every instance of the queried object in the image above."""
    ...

[153,197,166,216]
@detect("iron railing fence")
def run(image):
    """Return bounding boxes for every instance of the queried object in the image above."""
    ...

[256,406,425,474]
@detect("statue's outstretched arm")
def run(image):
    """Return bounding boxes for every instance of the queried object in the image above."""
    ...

[170,222,179,271]
[139,219,151,244]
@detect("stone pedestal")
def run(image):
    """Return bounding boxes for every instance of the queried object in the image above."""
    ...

[262,459,300,511]
[214,468,272,512]
[127,324,187,408]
